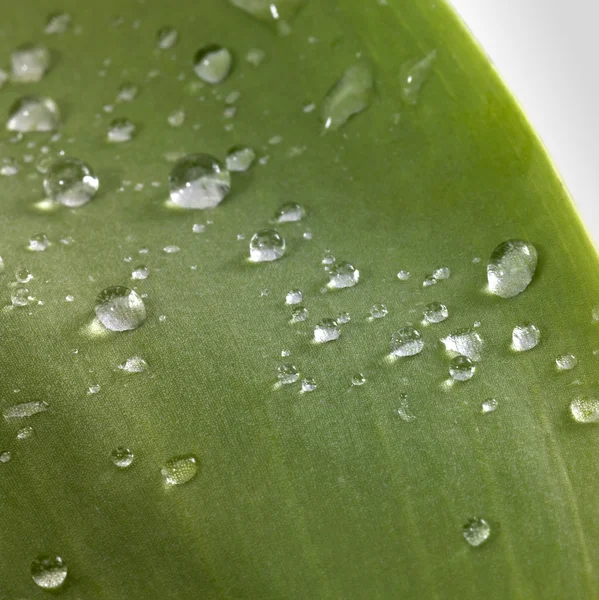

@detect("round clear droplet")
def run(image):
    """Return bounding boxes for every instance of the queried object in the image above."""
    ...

[441,328,484,361]
[570,396,599,423]
[193,45,232,84]
[370,303,387,319]
[28,232,50,252]
[277,364,299,385]
[11,286,30,307]
[273,202,306,223]
[556,354,577,371]
[44,158,99,207]
[449,355,475,381]
[487,239,537,298]
[157,26,179,49]
[107,118,136,143]
[111,446,134,468]
[12,44,50,82]
[512,323,540,352]
[351,373,366,386]
[423,301,448,324]
[390,327,424,357]
[94,286,146,332]
[285,290,303,305]
[463,518,490,547]
[290,306,308,323]
[249,229,285,262]
[482,398,498,414]
[31,555,68,590]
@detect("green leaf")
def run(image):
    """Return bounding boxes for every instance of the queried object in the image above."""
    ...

[1,0,598,598]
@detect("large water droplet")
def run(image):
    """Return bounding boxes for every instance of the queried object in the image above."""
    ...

[511,323,540,351]
[277,364,299,384]
[111,446,134,468]
[226,145,256,172]
[43,158,99,207]
[556,354,577,371]
[449,355,475,381]
[487,240,538,298]
[249,229,285,262]
[570,396,599,423]
[107,118,136,143]
[7,96,60,132]
[441,328,484,361]
[157,26,179,49]
[463,517,491,547]
[390,327,424,357]
[161,455,198,486]
[321,61,374,131]
[399,50,437,105]
[314,318,340,343]
[12,44,50,82]
[328,262,359,289]
[169,154,231,209]
[193,45,232,84]
[31,555,68,589]
[423,301,448,324]
[94,286,146,332]
[3,400,49,419]
[45,12,72,34]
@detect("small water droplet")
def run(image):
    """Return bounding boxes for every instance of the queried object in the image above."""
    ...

[88,384,101,395]
[351,373,366,386]
[169,153,231,209]
[249,229,286,262]
[167,108,186,127]
[277,364,299,384]
[117,82,139,102]
[399,50,436,105]
[592,306,599,323]
[161,455,199,486]
[273,202,305,223]
[321,61,374,131]
[118,355,148,373]
[397,393,416,422]
[290,305,308,323]
[131,265,149,280]
[43,158,99,207]
[192,223,206,234]
[423,301,448,324]
[432,266,450,280]
[231,0,305,31]
[328,262,359,289]
[15,267,32,283]
[556,354,577,371]
[301,377,316,392]
[31,555,68,589]
[163,245,180,254]
[17,425,34,439]
[0,157,19,176]
[12,44,50,82]
[193,45,232,84]
[314,318,340,343]
[370,304,387,319]
[7,95,60,132]
[482,398,498,414]
[463,517,490,547]
[45,11,72,34]
[95,286,146,332]
[422,274,437,287]
[570,396,599,423]
[107,118,136,143]
[0,451,12,463]
[28,233,50,252]
[157,26,179,49]
[285,290,303,305]
[11,286,30,306]
[3,400,48,419]
[390,327,424,357]
[111,446,134,468]
[397,270,410,281]
[337,312,351,324]
[246,48,266,66]
[449,355,475,381]
[226,145,256,172]
[487,240,537,298]
[441,328,484,361]
[511,323,540,352]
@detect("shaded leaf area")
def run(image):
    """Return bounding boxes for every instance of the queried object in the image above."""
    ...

[0,0,597,598]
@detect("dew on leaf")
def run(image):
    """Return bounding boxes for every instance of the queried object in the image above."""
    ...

[397,393,416,422]
[157,26,179,49]
[7,95,60,132]
[167,108,186,127]
[463,517,491,547]
[246,48,266,66]
[226,145,256,172]
[95,286,146,332]
[31,555,68,590]
[11,44,50,82]
[28,232,50,252]
[397,270,410,280]
[422,274,437,287]
[161,455,198,486]
[482,398,498,414]
[399,50,437,105]
[163,245,180,254]
[314,318,340,343]
[487,240,537,298]
[423,301,448,324]
[511,323,541,352]
[249,229,285,262]
[556,354,577,371]
[274,202,305,223]
[230,0,305,31]
[131,265,149,280]
[11,286,30,307]
[277,364,299,384]
[107,118,136,143]
[44,158,99,207]
[0,451,12,463]
[352,373,366,386]
[441,328,484,361]
[370,304,388,319]
[0,157,19,176]
[117,82,139,103]
[3,400,49,419]
[328,262,359,289]
[449,355,475,381]
[433,266,450,280]
[17,425,34,439]
[570,396,599,423]
[111,446,134,468]
[390,327,424,357]
[337,312,351,324]
[301,378,316,392]
[285,290,303,305]
[193,45,232,84]
[45,11,72,34]
[118,356,148,373]
[290,305,308,323]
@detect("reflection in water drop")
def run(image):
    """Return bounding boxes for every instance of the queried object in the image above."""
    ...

[161,455,199,486]
[449,355,475,381]
[423,302,448,324]
[274,202,305,223]
[570,396,599,423]
[111,446,134,468]
[390,327,423,357]
[555,354,577,371]
[463,518,491,547]
[107,118,136,143]
[441,328,484,361]
[28,232,50,252]
[487,240,537,298]
[301,378,317,392]
[482,398,498,414]
[511,323,540,351]
[44,158,99,207]
[157,26,179,49]
[249,230,285,262]
[7,96,60,132]
[3,400,49,419]
[328,262,359,289]
[277,364,299,384]
[94,286,146,332]
[31,555,68,589]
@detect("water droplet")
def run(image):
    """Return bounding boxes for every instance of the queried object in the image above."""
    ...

[43,158,99,207]
[570,396,599,423]
[328,262,359,289]
[249,229,286,262]
[193,45,232,84]
[3,400,48,419]
[301,378,316,392]
[169,153,231,209]
[161,455,199,486]
[11,286,30,306]
[16,267,32,283]
[556,354,578,371]
[230,0,305,31]
[370,303,388,319]
[246,47,266,66]
[95,286,146,332]
[285,290,303,305]
[277,364,299,384]
[167,108,186,127]
[0,451,12,463]
[12,44,50,82]
[45,11,72,34]
[31,555,68,589]
[351,373,366,386]
[390,327,424,357]
[274,202,306,223]
[399,50,436,105]
[118,355,148,373]
[314,318,340,343]
[463,517,490,547]
[423,301,448,324]
[441,328,484,361]
[290,305,308,323]
[487,240,537,298]
[449,355,475,381]
[111,446,134,468]
[433,266,450,280]
[107,118,136,143]
[192,223,206,234]
[163,245,180,254]
[337,312,351,324]
[28,232,50,252]
[17,425,34,439]
[0,157,19,176]
[117,82,139,102]
[322,251,336,266]
[321,61,374,131]
[88,384,101,395]
[397,270,410,281]
[226,145,256,172]
[511,323,540,352]
[397,393,416,422]
[592,306,599,323]
[7,95,60,132]
[131,265,149,280]
[482,398,498,414]
[157,26,179,49]
[422,274,437,287]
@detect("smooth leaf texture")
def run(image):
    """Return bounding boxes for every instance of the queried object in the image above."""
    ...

[0,0,598,598]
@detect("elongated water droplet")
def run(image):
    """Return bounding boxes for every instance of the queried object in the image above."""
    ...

[449,355,475,381]
[28,232,50,251]
[249,229,285,262]
[301,378,316,392]
[397,393,416,422]
[314,318,340,343]
[399,50,437,105]
[370,303,388,319]
[463,517,490,547]
[482,398,498,414]
[285,290,302,305]
[226,145,256,172]
[161,455,198,486]
[193,45,232,84]
[111,446,134,468]
[273,202,305,223]
[31,555,68,589]
[107,118,136,143]
[95,286,146,332]
[118,356,147,373]
[3,400,49,419]
[423,301,448,324]
[169,153,231,209]
[390,327,424,357]
[45,12,72,34]
[290,305,308,323]
[157,26,179,49]
[556,354,577,371]
[570,396,599,423]
[44,158,99,207]
[321,61,374,131]
[328,262,359,289]
[277,364,299,384]
[487,240,537,298]
[511,323,540,351]
[7,96,60,132]
[12,44,50,82]
[441,328,484,361]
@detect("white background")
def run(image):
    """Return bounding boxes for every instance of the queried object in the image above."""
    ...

[451,0,598,247]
